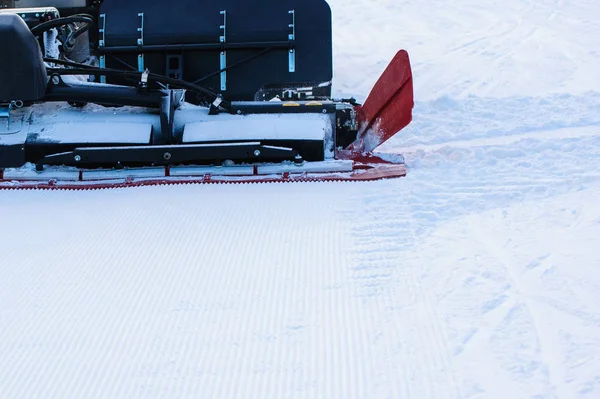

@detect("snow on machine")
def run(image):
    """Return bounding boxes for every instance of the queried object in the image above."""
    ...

[0,0,413,189]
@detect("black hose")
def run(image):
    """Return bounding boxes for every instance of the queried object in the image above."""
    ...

[43,58,232,112]
[31,14,94,37]
[106,54,138,71]
[43,57,96,69]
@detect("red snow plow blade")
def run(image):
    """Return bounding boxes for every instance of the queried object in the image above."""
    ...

[348,50,414,152]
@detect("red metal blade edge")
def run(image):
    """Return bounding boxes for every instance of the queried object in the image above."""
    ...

[348,50,414,152]
[0,163,406,190]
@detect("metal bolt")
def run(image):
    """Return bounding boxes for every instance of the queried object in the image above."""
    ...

[254,150,261,156]
[163,152,172,160]
[74,155,81,162]
[322,109,327,113]
[52,75,60,85]
[236,110,242,115]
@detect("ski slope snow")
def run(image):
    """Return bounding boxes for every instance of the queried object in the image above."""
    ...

[1,0,600,398]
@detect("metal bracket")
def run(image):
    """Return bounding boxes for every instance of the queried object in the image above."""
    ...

[0,104,11,130]
[159,91,173,144]
[137,13,145,72]
[219,10,227,91]
[288,10,295,73]
[140,68,149,88]
[166,54,183,79]
[40,143,302,167]
[98,13,106,83]
[0,101,23,132]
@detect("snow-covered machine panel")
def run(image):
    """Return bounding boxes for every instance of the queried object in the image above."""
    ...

[183,114,331,144]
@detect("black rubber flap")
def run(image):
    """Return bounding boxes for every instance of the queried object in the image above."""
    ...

[0,14,48,103]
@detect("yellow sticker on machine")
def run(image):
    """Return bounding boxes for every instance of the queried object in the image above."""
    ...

[282,102,301,107]
[305,101,323,106]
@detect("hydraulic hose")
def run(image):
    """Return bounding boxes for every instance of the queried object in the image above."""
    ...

[43,58,232,113]
[31,14,94,37]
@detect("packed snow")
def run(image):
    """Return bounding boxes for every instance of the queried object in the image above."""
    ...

[1,0,600,398]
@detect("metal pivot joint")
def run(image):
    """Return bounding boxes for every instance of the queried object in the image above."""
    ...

[219,10,227,91]
[288,10,295,73]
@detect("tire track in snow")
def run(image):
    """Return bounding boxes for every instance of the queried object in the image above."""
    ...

[340,182,463,399]
[475,231,559,398]
[475,194,600,398]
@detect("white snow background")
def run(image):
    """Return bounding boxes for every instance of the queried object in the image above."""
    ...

[1,0,600,397]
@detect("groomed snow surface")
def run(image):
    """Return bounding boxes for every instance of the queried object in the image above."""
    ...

[1,0,600,398]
